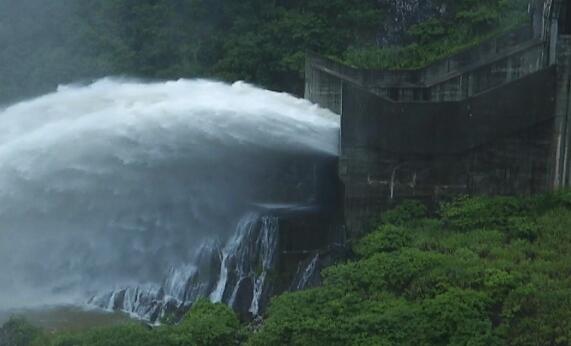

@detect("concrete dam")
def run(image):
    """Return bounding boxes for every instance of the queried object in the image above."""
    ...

[2,0,570,326]
[305,0,571,236]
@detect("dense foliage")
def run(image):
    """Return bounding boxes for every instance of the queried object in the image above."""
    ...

[0,300,244,346]
[342,0,530,69]
[0,0,380,102]
[0,317,42,346]
[249,193,571,345]
[4,193,571,345]
[0,0,528,104]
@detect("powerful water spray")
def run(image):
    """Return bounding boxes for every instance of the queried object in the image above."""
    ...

[0,78,339,317]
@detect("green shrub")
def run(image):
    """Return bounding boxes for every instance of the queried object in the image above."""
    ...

[419,228,504,258]
[41,300,242,346]
[0,317,43,346]
[252,194,571,345]
[440,196,528,232]
[323,249,445,296]
[499,279,571,345]
[529,190,571,214]
[354,224,412,256]
[418,289,500,346]
[174,299,243,346]
[46,324,157,346]
[505,217,539,242]
[381,200,428,226]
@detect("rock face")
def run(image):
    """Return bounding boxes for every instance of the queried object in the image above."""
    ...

[87,156,343,323]
[306,0,564,237]
[89,213,280,322]
[376,0,443,46]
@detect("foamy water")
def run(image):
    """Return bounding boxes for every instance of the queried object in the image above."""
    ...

[0,78,339,310]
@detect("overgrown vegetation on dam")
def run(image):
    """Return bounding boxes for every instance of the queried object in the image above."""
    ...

[4,193,571,345]
[342,0,529,69]
[0,0,528,103]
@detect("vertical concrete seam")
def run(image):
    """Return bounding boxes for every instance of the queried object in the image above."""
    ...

[563,75,571,186]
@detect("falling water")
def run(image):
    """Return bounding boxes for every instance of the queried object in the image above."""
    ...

[0,78,339,318]
[290,254,321,291]
[89,213,280,321]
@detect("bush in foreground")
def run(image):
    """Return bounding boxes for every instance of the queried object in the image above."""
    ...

[0,317,42,346]
[7,300,243,346]
[250,194,571,345]
[5,193,571,345]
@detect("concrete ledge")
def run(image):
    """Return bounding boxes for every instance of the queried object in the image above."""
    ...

[341,66,557,154]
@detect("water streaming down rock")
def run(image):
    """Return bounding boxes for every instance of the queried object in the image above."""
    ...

[90,212,279,321]
[290,254,321,291]
[0,78,339,317]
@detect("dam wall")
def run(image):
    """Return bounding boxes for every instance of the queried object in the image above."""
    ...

[307,0,571,235]
[340,69,556,233]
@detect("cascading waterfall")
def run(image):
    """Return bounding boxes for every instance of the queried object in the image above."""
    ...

[90,213,279,321]
[0,78,339,320]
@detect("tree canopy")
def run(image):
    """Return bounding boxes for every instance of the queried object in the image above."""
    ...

[0,0,528,104]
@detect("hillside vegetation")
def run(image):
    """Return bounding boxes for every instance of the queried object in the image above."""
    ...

[4,192,571,345]
[1,0,528,103]
[342,0,529,69]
